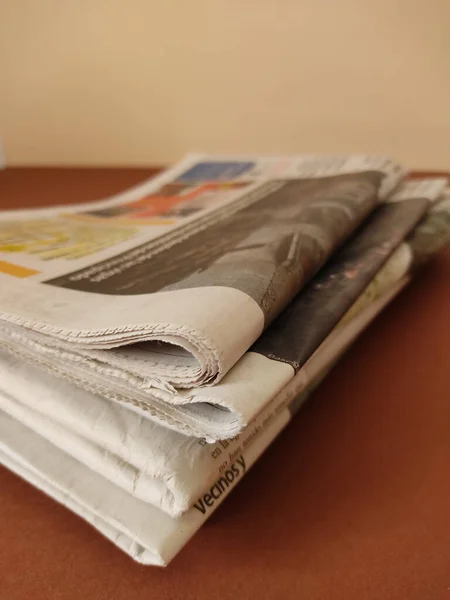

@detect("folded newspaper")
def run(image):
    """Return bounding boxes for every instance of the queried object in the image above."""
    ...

[0,154,449,566]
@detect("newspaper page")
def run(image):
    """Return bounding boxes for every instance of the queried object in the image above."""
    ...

[0,155,403,401]
[1,187,449,526]
[1,178,443,441]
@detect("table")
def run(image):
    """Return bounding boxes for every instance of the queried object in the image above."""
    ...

[1,168,450,600]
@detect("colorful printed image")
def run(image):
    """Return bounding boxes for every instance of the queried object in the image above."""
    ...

[81,181,250,223]
[0,218,137,262]
[174,161,255,182]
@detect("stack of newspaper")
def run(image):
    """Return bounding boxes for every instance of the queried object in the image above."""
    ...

[0,154,449,566]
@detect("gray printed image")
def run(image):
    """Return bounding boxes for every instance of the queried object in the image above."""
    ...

[252,197,430,369]
[47,171,383,325]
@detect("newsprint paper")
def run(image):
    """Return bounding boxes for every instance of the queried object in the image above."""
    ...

[0,156,449,565]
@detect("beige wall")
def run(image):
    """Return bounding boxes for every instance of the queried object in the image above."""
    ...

[1,0,450,168]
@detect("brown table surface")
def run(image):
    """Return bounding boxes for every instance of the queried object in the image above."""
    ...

[1,168,450,600]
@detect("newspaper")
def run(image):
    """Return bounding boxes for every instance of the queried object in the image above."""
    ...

[1,189,449,522]
[0,154,408,437]
[0,184,449,566]
[0,177,445,440]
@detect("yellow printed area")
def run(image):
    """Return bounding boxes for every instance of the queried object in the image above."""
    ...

[0,260,39,278]
[0,218,137,261]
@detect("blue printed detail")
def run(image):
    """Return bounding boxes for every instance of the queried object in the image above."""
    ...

[176,161,255,182]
